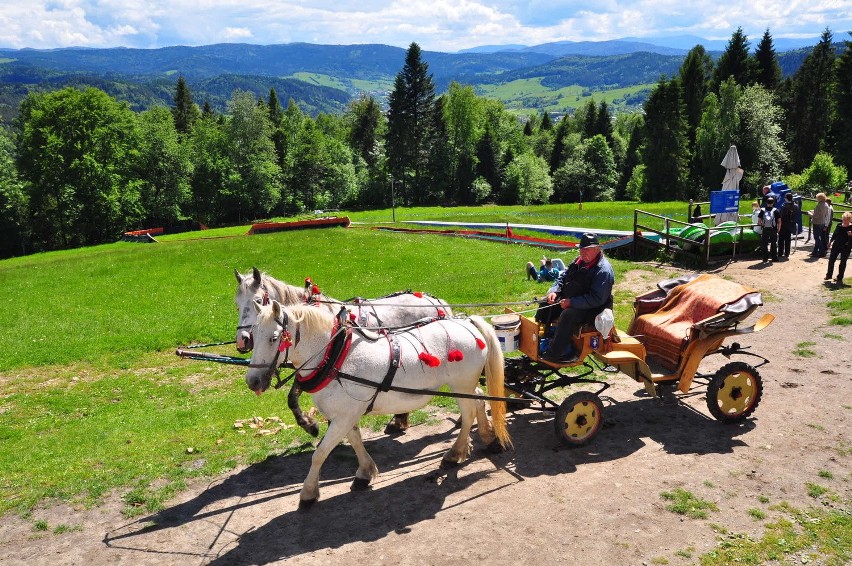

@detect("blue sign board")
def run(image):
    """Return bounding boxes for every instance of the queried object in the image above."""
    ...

[709,190,740,214]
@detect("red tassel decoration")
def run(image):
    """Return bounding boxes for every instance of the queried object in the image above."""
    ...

[419,352,441,367]
[448,349,464,362]
[414,292,423,298]
[311,284,320,295]
[437,308,446,318]
[349,312,356,322]
[475,338,486,350]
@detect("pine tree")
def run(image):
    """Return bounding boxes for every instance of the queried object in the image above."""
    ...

[713,27,754,90]
[582,99,597,138]
[753,29,782,92]
[268,88,283,127]
[540,110,553,131]
[595,101,613,146]
[785,28,836,171]
[386,42,437,206]
[172,76,200,135]
[641,78,689,202]
[830,33,852,173]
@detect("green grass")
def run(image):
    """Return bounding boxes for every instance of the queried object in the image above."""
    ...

[700,503,851,566]
[0,220,663,516]
[660,487,719,519]
[794,341,818,357]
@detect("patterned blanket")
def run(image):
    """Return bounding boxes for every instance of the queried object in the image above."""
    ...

[627,274,759,370]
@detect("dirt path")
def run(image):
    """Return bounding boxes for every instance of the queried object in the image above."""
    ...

[1,245,850,566]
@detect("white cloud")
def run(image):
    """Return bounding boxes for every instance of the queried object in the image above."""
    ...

[0,0,847,51]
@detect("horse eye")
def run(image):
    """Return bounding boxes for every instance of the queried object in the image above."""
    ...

[272,330,280,342]
[254,297,262,304]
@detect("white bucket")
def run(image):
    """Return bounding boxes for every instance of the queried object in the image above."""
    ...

[492,314,521,353]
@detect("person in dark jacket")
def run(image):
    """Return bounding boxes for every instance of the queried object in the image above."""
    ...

[778,192,798,259]
[825,211,852,286]
[537,233,614,364]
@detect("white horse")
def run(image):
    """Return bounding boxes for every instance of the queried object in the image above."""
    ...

[234,267,453,435]
[245,300,511,509]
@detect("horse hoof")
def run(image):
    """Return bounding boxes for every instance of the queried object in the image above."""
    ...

[298,498,317,511]
[384,422,406,435]
[440,458,459,470]
[486,439,505,454]
[351,478,371,491]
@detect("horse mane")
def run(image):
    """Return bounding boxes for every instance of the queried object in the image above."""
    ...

[287,304,334,333]
[261,273,309,306]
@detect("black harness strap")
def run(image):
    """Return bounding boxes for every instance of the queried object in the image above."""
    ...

[364,335,401,413]
[338,371,531,404]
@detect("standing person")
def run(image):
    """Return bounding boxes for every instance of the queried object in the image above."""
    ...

[537,233,614,364]
[750,200,762,235]
[825,212,852,286]
[760,185,778,207]
[778,192,798,258]
[810,193,831,257]
[758,196,781,262]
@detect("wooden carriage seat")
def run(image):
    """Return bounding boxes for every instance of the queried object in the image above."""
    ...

[627,274,762,370]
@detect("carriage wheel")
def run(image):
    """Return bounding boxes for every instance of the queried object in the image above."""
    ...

[554,391,603,447]
[706,362,763,423]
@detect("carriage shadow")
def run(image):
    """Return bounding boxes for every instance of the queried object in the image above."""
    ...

[505,387,753,477]
[104,393,753,564]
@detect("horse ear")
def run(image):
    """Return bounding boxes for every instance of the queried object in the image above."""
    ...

[234,269,244,284]
[253,300,263,314]
[252,266,262,285]
[272,300,281,318]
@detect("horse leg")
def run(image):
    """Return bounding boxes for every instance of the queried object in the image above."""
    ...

[384,413,410,435]
[288,382,319,437]
[474,394,504,454]
[346,425,378,491]
[299,417,355,510]
[440,398,476,469]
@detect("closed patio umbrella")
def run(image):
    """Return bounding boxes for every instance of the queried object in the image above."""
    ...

[720,145,743,191]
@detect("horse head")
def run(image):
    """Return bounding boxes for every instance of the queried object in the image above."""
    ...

[245,298,287,394]
[245,301,335,395]
[234,267,266,352]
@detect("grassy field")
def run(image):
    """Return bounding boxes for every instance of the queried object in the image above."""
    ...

[1,203,848,563]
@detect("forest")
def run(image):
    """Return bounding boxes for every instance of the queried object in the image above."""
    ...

[0,27,850,259]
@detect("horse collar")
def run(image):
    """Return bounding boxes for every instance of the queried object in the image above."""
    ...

[296,319,353,393]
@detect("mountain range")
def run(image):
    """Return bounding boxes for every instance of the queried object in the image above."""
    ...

[0,35,825,122]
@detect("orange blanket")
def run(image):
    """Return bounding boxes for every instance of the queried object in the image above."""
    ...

[628,274,757,369]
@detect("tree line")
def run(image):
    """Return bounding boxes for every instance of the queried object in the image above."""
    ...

[1,27,850,259]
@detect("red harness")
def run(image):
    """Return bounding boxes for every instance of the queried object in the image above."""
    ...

[296,318,353,393]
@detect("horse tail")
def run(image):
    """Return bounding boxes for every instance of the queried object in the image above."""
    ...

[469,316,512,449]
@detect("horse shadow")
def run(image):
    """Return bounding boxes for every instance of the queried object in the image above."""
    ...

[103,419,504,563]
[504,387,753,478]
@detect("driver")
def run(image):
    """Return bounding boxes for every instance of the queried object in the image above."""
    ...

[537,233,614,364]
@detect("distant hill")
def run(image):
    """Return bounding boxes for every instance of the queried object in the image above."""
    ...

[0,38,834,123]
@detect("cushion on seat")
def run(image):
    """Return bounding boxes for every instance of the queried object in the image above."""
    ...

[627,274,760,369]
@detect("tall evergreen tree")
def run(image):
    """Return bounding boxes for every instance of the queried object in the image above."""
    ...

[713,27,754,90]
[784,28,836,171]
[582,99,598,139]
[346,95,384,169]
[386,42,437,206]
[615,113,644,200]
[540,110,553,131]
[267,88,283,127]
[172,76,200,135]
[595,101,614,145]
[753,29,782,92]
[0,126,28,258]
[830,33,852,173]
[641,78,690,202]
[476,124,502,198]
[679,45,713,142]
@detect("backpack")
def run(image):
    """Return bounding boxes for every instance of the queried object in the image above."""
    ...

[783,202,797,224]
[760,207,776,229]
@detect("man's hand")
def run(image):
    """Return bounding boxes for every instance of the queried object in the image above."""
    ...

[546,292,557,303]
[560,298,570,309]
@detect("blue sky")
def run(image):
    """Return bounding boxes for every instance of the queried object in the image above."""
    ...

[0,1,848,51]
